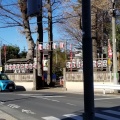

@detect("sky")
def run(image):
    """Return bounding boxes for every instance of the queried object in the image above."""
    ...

[0,0,61,53]
[0,27,27,51]
[0,23,60,52]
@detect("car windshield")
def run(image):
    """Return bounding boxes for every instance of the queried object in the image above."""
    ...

[0,74,9,80]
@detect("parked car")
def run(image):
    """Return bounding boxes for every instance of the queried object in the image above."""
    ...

[0,73,16,92]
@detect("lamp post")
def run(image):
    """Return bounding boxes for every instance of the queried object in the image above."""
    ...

[111,0,118,85]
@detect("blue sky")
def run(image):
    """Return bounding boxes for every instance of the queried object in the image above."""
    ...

[0,20,60,52]
[0,0,61,52]
[0,27,27,51]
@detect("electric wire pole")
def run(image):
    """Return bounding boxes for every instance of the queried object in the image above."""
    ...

[0,41,2,73]
[111,0,118,85]
[82,0,94,120]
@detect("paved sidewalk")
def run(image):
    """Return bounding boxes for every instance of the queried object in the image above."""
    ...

[0,110,17,120]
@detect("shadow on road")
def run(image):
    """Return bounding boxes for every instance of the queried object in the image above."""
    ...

[15,85,26,91]
[61,105,120,120]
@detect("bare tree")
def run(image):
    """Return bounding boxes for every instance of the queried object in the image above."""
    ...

[57,0,82,49]
[18,0,34,59]
[0,0,35,59]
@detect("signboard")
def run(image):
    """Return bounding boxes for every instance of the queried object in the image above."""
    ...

[66,60,108,69]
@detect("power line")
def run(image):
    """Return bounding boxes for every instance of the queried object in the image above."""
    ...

[0,36,13,45]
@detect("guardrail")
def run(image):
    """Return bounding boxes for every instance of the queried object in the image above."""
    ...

[94,84,120,94]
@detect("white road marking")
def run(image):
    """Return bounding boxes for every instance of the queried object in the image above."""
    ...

[19,94,65,98]
[42,98,51,100]
[22,109,36,114]
[0,102,4,105]
[41,96,65,98]
[51,99,60,102]
[66,103,76,106]
[18,94,42,96]
[63,114,83,120]
[103,110,120,115]
[95,113,120,120]
[42,116,60,120]
[7,104,20,109]
[95,97,120,101]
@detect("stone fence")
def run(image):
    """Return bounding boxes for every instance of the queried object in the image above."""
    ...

[6,73,33,82]
[65,72,119,82]
[6,71,119,83]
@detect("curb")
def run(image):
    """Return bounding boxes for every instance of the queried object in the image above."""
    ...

[0,110,17,120]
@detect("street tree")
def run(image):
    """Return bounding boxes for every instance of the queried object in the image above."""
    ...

[18,0,35,59]
[1,45,20,65]
[57,0,82,49]
[0,0,35,59]
[52,48,66,77]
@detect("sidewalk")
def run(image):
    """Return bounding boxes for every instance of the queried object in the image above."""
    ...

[32,86,120,96]
[0,110,17,120]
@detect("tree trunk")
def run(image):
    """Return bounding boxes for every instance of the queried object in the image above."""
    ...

[18,0,34,60]
[36,1,44,88]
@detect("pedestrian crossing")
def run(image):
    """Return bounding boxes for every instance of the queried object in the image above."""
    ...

[41,109,120,120]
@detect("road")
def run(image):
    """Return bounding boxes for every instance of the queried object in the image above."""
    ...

[0,90,120,120]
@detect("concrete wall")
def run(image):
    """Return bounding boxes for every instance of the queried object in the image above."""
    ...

[6,72,119,92]
[65,81,114,93]
[64,71,118,93]
[6,73,33,82]
[65,72,114,82]
[6,73,34,91]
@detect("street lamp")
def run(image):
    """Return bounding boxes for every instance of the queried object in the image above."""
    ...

[110,0,118,85]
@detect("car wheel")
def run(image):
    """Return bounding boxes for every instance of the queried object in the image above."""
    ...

[9,89,14,92]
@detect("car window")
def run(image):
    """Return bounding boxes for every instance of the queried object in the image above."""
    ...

[0,74,9,80]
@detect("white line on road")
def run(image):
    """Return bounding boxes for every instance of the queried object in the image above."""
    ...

[0,102,4,105]
[66,103,76,106]
[42,98,51,100]
[63,114,83,120]
[7,104,20,109]
[18,94,42,96]
[42,116,60,120]
[41,96,65,98]
[95,97,120,101]
[51,99,60,102]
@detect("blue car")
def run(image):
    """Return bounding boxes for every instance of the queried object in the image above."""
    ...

[0,73,16,92]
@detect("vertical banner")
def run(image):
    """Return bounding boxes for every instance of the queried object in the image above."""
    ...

[53,43,57,49]
[59,42,64,49]
[38,44,43,50]
[108,39,112,58]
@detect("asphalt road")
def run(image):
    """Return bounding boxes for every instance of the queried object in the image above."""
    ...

[0,91,120,120]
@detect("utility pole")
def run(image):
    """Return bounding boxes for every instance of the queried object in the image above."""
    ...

[27,0,43,89]
[111,0,118,85]
[82,0,95,120]
[0,41,2,73]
